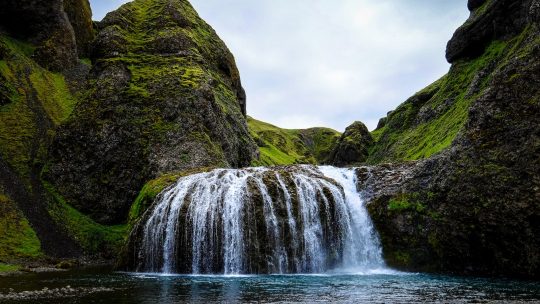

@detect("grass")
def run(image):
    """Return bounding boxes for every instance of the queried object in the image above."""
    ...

[0,194,42,261]
[367,32,527,163]
[248,116,341,166]
[0,263,21,272]
[43,181,128,255]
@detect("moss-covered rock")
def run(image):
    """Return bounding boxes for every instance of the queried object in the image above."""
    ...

[328,121,373,166]
[0,193,42,263]
[45,0,258,224]
[0,0,80,71]
[368,36,513,163]
[361,1,540,278]
[446,0,534,63]
[248,117,341,166]
[64,0,95,57]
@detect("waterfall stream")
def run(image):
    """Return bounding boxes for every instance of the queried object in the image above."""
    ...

[133,166,386,275]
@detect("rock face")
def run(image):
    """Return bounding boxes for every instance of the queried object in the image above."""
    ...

[447,0,535,63]
[328,121,373,166]
[359,0,540,278]
[63,0,95,57]
[0,0,85,71]
[45,0,258,224]
[0,0,133,261]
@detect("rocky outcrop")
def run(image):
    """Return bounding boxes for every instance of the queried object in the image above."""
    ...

[0,0,82,71]
[446,0,535,63]
[360,0,540,278]
[64,0,95,57]
[328,121,373,166]
[45,0,258,224]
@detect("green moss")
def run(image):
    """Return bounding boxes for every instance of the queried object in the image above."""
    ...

[0,263,21,272]
[80,58,92,66]
[368,34,525,163]
[0,35,78,180]
[0,36,35,57]
[128,167,215,224]
[391,251,411,265]
[388,194,426,213]
[0,194,42,261]
[43,182,127,254]
[30,71,77,124]
[248,116,340,166]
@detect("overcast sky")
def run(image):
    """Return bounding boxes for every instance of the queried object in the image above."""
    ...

[90,0,469,131]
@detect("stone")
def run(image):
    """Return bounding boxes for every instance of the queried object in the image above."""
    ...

[329,121,373,166]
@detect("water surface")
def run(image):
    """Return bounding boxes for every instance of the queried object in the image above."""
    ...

[1,268,539,303]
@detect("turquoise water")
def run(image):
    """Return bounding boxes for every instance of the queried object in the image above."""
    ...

[0,268,539,303]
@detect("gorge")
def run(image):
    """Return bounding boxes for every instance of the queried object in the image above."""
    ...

[0,0,539,302]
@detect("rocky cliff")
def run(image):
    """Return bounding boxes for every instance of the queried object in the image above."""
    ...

[0,0,258,269]
[355,0,540,278]
[44,0,258,224]
[0,0,97,266]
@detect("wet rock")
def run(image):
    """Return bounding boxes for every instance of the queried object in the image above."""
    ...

[0,286,114,301]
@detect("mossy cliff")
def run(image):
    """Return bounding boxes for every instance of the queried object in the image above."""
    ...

[45,0,258,224]
[0,12,86,263]
[248,117,341,166]
[0,0,93,72]
[0,0,253,265]
[328,121,373,166]
[357,0,540,278]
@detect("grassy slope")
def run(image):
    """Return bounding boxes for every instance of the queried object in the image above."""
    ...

[0,193,41,263]
[0,34,127,259]
[248,117,341,166]
[367,27,531,163]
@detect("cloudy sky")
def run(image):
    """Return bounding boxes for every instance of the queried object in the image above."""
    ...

[90,0,469,131]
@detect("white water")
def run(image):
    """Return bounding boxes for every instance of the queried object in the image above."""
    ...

[136,166,386,275]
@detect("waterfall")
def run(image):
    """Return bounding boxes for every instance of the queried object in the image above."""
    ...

[133,166,385,274]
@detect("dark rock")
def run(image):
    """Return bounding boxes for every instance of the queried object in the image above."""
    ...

[0,0,79,71]
[468,0,487,11]
[446,0,535,63]
[375,117,387,130]
[329,121,373,166]
[63,0,95,57]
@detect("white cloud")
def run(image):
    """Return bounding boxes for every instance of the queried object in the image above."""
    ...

[89,0,469,131]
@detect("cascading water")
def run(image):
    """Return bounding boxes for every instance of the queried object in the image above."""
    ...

[132,166,386,275]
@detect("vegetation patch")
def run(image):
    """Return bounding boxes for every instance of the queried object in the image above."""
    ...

[368,34,524,163]
[388,194,426,213]
[0,263,21,272]
[0,194,42,261]
[43,182,127,256]
[0,35,79,180]
[128,167,215,225]
[248,117,340,166]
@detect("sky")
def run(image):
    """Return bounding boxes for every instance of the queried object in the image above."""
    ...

[90,0,469,131]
